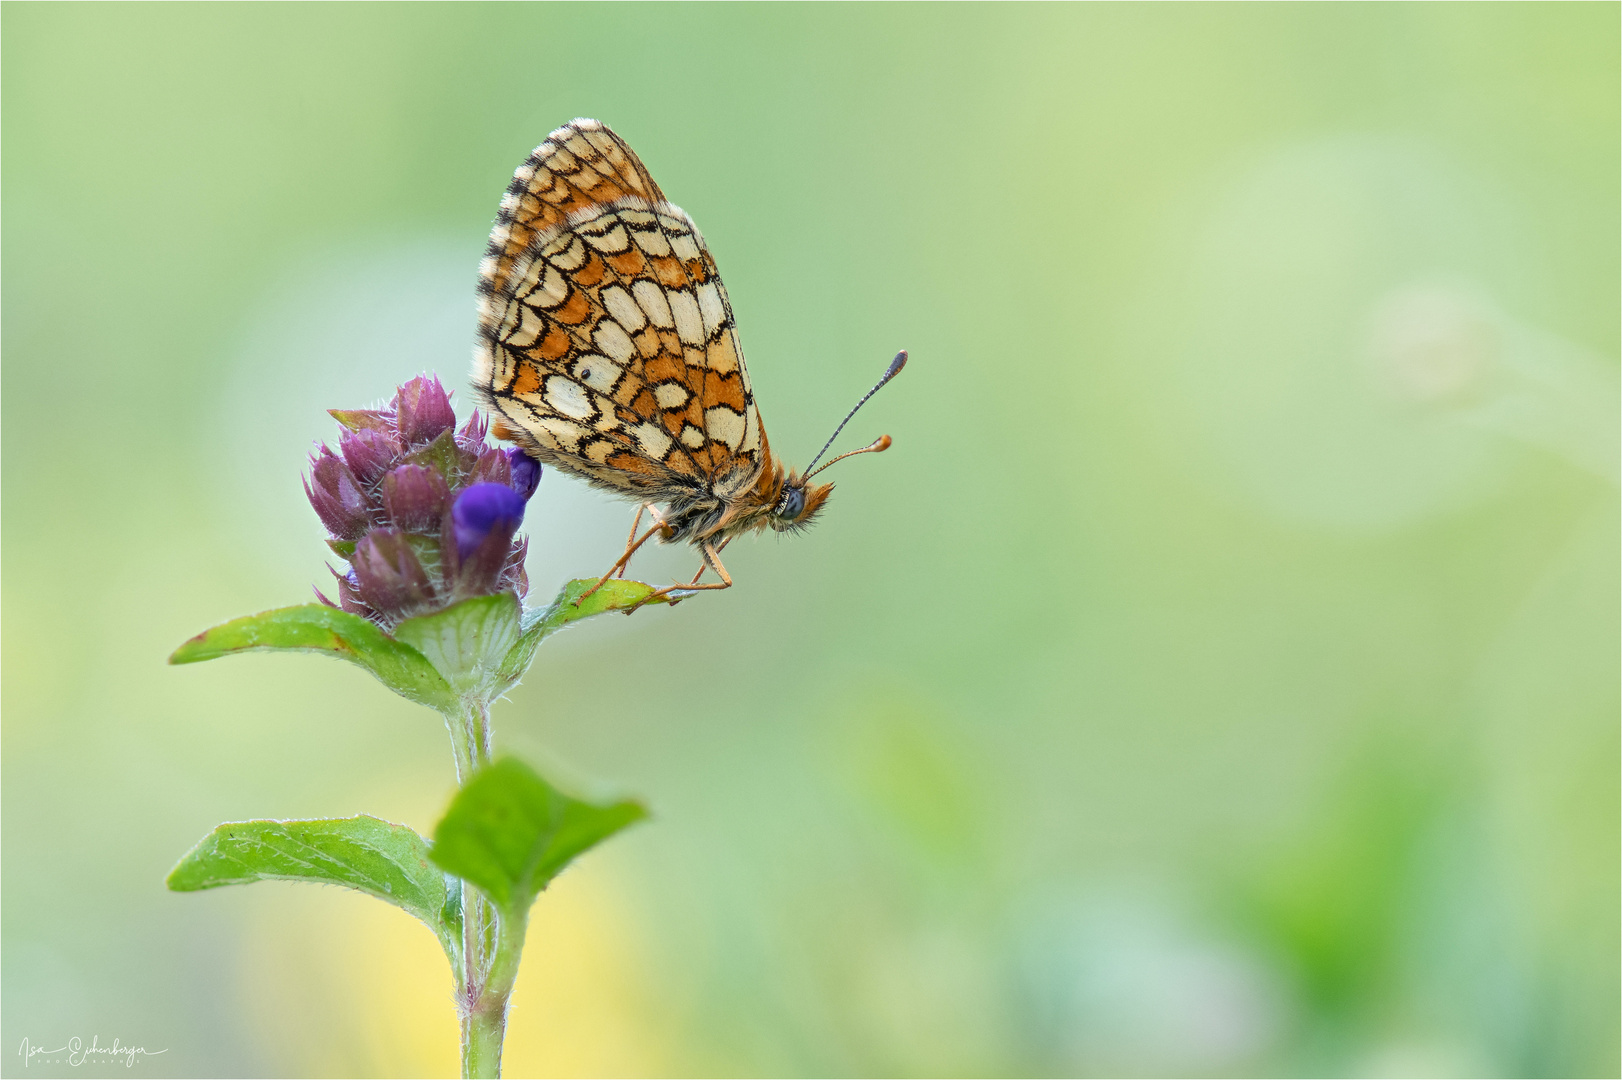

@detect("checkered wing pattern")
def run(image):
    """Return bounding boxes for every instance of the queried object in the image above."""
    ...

[472,119,765,503]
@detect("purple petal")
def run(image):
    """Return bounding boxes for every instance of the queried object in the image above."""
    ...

[450,483,526,595]
[452,483,526,560]
[506,449,542,501]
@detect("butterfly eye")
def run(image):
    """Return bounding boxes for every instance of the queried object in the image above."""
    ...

[776,486,805,520]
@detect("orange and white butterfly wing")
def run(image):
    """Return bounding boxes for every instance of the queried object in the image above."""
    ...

[473,119,766,503]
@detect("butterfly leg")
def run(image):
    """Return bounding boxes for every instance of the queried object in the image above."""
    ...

[614,504,650,578]
[575,519,667,606]
[648,539,734,606]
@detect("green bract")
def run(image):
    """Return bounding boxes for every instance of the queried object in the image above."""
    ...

[170,578,673,709]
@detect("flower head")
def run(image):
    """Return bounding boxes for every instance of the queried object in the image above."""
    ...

[308,375,541,630]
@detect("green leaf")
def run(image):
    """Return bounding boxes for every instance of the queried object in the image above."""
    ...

[393,593,521,699]
[169,581,681,715]
[497,578,676,689]
[167,815,461,960]
[429,758,646,913]
[169,604,456,711]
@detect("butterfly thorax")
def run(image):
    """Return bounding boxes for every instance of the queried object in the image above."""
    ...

[659,452,832,544]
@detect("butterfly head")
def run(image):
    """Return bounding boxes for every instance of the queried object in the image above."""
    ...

[760,351,907,534]
[768,472,835,533]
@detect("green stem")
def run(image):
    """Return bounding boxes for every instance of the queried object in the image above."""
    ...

[450,695,515,1078]
[444,714,474,785]
[444,698,492,784]
[471,698,493,770]
[461,1001,505,1079]
[459,899,529,1078]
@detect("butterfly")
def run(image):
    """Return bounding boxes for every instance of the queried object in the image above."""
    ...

[471,119,904,602]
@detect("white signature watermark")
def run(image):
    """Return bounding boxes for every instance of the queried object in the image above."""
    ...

[17,1037,168,1069]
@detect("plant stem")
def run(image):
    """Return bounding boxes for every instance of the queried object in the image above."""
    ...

[451,695,517,1078]
[444,699,492,784]
[461,998,506,1079]
[471,698,493,769]
[444,715,475,785]
[459,895,529,1078]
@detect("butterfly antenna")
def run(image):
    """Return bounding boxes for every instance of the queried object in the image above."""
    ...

[802,350,908,480]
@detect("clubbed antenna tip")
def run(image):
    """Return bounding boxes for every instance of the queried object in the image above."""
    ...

[804,350,908,478]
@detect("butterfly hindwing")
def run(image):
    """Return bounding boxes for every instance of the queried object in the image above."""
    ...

[473,120,765,503]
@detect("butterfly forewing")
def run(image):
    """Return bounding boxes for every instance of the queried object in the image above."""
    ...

[473,120,765,504]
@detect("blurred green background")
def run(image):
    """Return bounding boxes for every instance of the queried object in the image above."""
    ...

[4,4,1617,1077]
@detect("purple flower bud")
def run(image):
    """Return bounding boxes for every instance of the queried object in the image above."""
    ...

[306,450,370,541]
[311,377,534,626]
[452,483,525,595]
[339,428,398,485]
[499,534,531,596]
[328,565,368,617]
[506,449,542,501]
[394,375,456,447]
[456,411,489,454]
[470,448,512,488]
[351,529,436,624]
[452,483,526,560]
[382,464,450,532]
